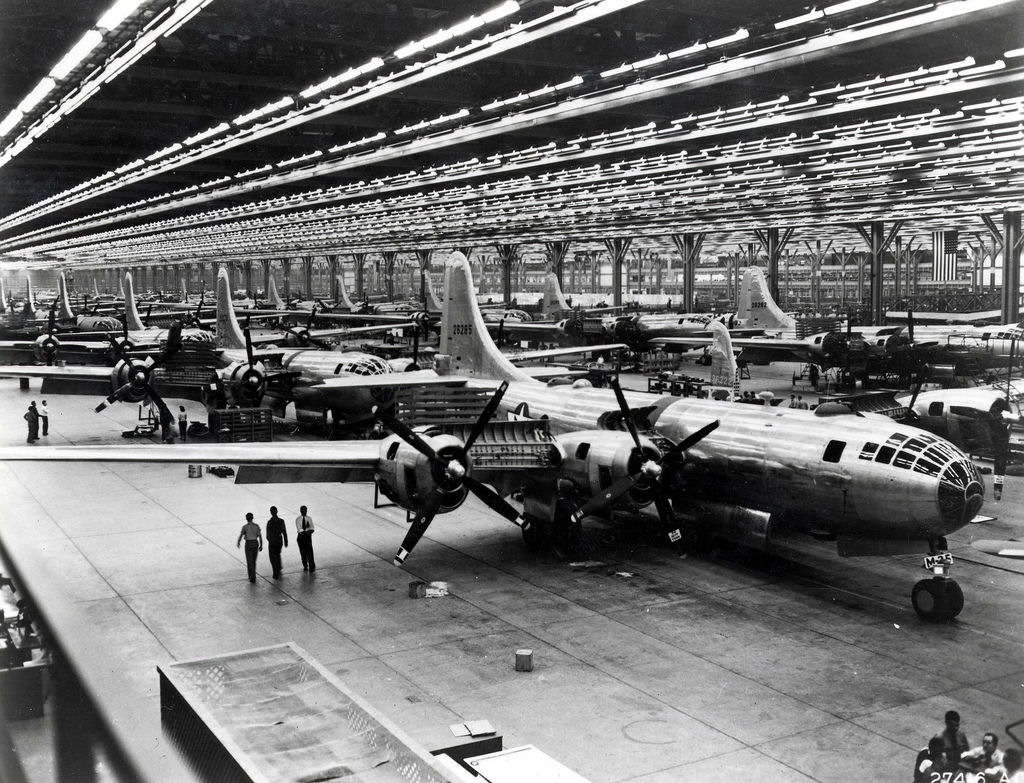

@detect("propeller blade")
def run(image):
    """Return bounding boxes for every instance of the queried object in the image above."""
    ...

[570,474,637,523]
[664,420,720,458]
[306,305,317,331]
[496,318,504,347]
[653,494,684,545]
[609,376,643,452]
[144,304,153,327]
[244,327,255,366]
[95,382,133,412]
[464,381,509,452]
[47,304,56,335]
[106,334,133,367]
[907,364,928,411]
[464,476,526,527]
[372,404,441,464]
[394,489,446,565]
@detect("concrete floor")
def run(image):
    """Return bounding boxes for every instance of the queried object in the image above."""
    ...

[0,363,1022,783]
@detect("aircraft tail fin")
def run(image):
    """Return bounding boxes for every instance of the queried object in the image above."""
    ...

[337,272,357,311]
[1,275,7,313]
[216,268,247,350]
[117,276,125,300]
[93,279,100,298]
[708,321,740,399]
[123,273,145,331]
[268,276,286,309]
[57,272,75,319]
[438,253,533,382]
[180,278,188,302]
[25,275,34,307]
[736,267,795,331]
[541,272,570,317]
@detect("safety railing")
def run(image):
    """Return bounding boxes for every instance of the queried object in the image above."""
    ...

[0,527,196,782]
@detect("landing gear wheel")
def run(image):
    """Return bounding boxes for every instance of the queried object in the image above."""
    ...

[521,515,547,552]
[911,578,964,622]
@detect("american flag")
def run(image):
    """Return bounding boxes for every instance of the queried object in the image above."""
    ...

[931,230,959,281]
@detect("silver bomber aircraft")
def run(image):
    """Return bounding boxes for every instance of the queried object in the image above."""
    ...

[0,254,986,622]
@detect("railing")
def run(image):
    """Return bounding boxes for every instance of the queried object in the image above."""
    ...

[0,528,195,782]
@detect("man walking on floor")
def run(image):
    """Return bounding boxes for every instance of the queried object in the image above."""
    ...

[236,512,263,583]
[295,505,315,572]
[265,506,288,579]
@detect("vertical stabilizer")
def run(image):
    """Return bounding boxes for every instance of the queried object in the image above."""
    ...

[117,276,125,300]
[268,276,286,310]
[180,278,188,302]
[708,321,740,399]
[439,253,533,382]
[337,272,357,311]
[0,276,7,313]
[216,268,247,349]
[541,272,571,317]
[426,272,444,313]
[57,272,75,319]
[735,267,795,331]
[123,272,145,331]
[24,276,37,317]
[93,279,100,298]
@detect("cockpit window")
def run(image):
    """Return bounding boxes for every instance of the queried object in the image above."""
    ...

[823,440,846,463]
[859,442,879,460]
[894,450,915,469]
[913,459,941,477]
[875,445,896,464]
[903,437,928,453]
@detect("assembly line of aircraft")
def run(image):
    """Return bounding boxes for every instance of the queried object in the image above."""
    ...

[3,253,1017,624]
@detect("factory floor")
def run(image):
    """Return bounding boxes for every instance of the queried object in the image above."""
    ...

[0,363,1022,783]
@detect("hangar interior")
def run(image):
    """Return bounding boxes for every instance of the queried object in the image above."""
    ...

[0,1,1023,781]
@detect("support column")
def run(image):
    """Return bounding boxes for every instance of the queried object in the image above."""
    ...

[243,260,254,297]
[603,237,633,307]
[302,256,313,300]
[753,227,795,304]
[260,260,270,299]
[327,255,339,301]
[853,220,902,325]
[456,246,474,260]
[281,258,292,301]
[414,249,433,308]
[803,239,834,314]
[382,251,398,301]
[352,253,366,299]
[543,240,571,289]
[671,233,705,313]
[1002,210,1022,322]
[494,243,519,305]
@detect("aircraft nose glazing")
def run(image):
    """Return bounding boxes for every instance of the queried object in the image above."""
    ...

[937,457,985,529]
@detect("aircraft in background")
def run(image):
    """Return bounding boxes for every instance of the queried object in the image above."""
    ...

[0,254,989,624]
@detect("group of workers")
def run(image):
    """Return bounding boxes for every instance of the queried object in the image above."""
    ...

[236,505,317,583]
[915,711,1021,782]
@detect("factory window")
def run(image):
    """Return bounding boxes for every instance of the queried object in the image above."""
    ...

[928,401,944,416]
[575,443,590,460]
[823,440,846,463]
[875,445,896,464]
[894,451,915,470]
[859,442,879,460]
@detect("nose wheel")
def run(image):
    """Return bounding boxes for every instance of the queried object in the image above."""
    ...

[911,577,964,622]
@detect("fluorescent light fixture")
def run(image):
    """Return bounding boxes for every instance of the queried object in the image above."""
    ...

[600,63,632,78]
[707,29,748,48]
[183,122,229,145]
[482,1,519,24]
[97,0,144,30]
[808,84,844,96]
[162,0,210,35]
[50,30,104,80]
[145,143,181,161]
[960,60,1005,77]
[0,109,24,137]
[233,96,294,125]
[775,8,824,29]
[669,42,706,58]
[928,57,975,73]
[17,78,56,114]
[1003,47,1024,58]
[555,75,584,90]
[824,0,878,12]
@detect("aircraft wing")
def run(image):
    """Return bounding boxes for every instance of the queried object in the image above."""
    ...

[305,370,467,391]
[0,441,380,484]
[970,539,1024,558]
[312,322,417,338]
[518,367,590,380]
[0,364,112,379]
[508,343,627,362]
[0,339,113,353]
[653,335,814,363]
[314,312,420,324]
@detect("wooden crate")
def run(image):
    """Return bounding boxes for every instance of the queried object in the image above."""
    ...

[209,408,273,443]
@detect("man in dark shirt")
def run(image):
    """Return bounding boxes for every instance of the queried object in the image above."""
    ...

[265,506,288,579]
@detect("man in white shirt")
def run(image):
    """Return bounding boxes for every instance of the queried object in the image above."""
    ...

[961,733,1004,775]
[39,400,49,436]
[295,505,316,572]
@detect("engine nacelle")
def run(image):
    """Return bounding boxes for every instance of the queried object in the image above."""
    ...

[684,500,773,551]
[375,432,469,514]
[218,360,267,405]
[110,360,152,403]
[33,333,61,363]
[556,430,662,509]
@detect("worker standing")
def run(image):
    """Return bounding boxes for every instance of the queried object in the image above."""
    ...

[265,506,288,579]
[39,400,49,436]
[236,513,263,584]
[295,505,315,572]
[177,405,188,443]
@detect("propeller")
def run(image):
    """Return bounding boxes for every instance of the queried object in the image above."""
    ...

[372,381,527,565]
[496,318,505,348]
[569,376,720,548]
[95,322,182,414]
[283,305,333,349]
[143,304,153,327]
[37,305,60,365]
[406,329,421,371]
